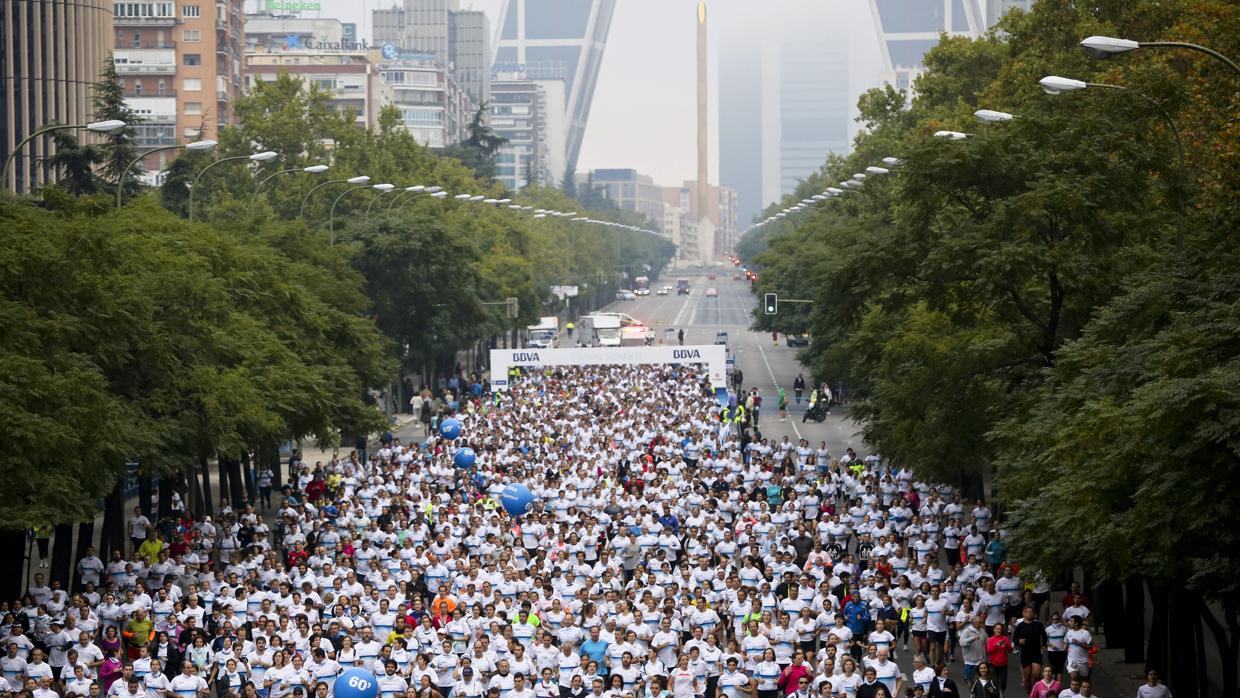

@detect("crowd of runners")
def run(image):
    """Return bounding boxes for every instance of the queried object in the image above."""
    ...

[2,364,1166,698]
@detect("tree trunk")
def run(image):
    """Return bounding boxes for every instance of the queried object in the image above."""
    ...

[241,451,255,506]
[73,521,95,592]
[158,479,173,521]
[226,457,245,510]
[1197,594,1239,698]
[1147,579,1169,677]
[1169,587,1199,698]
[138,475,153,516]
[49,523,74,589]
[200,456,213,516]
[217,457,230,508]
[0,530,25,601]
[1125,576,1146,663]
[1097,579,1126,649]
[100,483,125,558]
[188,462,204,518]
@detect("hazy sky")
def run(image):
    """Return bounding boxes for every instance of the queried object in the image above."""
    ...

[267,0,883,187]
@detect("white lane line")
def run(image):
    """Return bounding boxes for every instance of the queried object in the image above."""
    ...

[672,287,700,327]
[756,330,802,441]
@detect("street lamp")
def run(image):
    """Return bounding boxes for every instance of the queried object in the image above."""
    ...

[1080,35,1240,76]
[974,109,1015,123]
[364,183,396,213]
[882,157,903,166]
[934,130,970,140]
[330,181,386,240]
[190,150,278,222]
[299,175,369,218]
[388,185,426,209]
[116,138,217,208]
[4,119,128,191]
[865,166,890,175]
[1040,75,1185,168]
[251,164,329,203]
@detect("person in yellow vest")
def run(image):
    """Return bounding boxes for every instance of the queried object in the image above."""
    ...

[733,404,746,425]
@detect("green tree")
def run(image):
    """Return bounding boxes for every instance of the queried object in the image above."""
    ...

[439,103,508,181]
[43,131,103,195]
[92,55,143,199]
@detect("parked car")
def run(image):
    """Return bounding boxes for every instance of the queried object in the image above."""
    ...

[657,285,671,296]
[615,289,636,301]
[705,287,719,297]
[786,333,810,347]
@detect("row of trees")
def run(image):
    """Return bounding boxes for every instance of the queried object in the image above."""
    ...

[740,1,1238,695]
[1,67,673,595]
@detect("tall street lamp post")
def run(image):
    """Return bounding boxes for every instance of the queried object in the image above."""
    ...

[116,139,218,209]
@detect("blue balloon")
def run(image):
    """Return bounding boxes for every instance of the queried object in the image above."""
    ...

[439,418,462,440]
[501,483,536,516]
[454,447,477,469]
[335,669,379,698]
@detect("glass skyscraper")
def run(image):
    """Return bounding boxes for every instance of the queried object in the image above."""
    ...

[493,0,617,177]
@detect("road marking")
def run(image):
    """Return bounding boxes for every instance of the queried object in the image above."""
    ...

[756,337,801,440]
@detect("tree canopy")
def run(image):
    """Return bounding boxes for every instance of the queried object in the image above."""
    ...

[742,0,1240,600]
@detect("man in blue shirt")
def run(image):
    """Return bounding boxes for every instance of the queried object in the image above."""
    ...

[579,626,609,676]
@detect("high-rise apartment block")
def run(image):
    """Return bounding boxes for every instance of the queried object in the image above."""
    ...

[112,0,246,178]
[2,0,113,193]
[373,0,490,105]
[448,10,490,106]
[374,0,455,66]
[720,0,851,229]
[490,80,547,192]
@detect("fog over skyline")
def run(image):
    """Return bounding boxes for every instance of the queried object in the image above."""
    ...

[263,0,882,190]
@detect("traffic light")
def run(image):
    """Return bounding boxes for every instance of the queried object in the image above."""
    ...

[764,293,778,315]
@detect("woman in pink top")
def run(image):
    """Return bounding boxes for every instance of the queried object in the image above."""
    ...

[1028,667,1060,698]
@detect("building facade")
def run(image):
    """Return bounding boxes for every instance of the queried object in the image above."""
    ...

[246,48,393,128]
[867,0,985,93]
[719,1,851,227]
[448,10,490,105]
[591,169,667,232]
[778,17,849,197]
[1,0,113,193]
[493,0,616,176]
[380,55,473,148]
[373,0,456,67]
[112,0,246,177]
[490,80,546,192]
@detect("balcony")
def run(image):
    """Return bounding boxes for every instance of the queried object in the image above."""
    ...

[124,89,176,98]
[113,15,176,26]
[122,40,176,49]
[217,90,228,100]
[113,49,177,75]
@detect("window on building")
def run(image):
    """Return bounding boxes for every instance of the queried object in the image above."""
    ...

[132,32,141,48]
[312,78,336,91]
[158,79,167,95]
[182,4,199,17]
[184,102,202,115]
[134,82,142,96]
[183,53,201,66]
[400,108,443,127]
[182,29,200,42]
[183,78,202,91]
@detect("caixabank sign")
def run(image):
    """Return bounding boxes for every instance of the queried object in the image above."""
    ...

[490,345,726,391]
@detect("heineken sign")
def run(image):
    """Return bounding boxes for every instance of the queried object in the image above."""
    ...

[266,0,323,12]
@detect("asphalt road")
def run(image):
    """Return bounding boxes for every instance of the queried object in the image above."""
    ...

[600,267,869,458]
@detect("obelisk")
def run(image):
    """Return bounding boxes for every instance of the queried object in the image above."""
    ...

[695,0,715,266]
